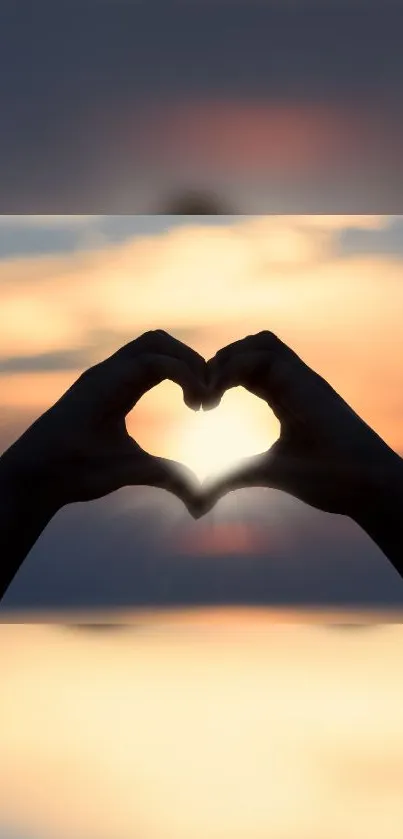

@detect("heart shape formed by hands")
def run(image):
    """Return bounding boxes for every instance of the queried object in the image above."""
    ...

[134,382,275,485]
[2,326,402,606]
[21,328,388,525]
[196,330,389,520]
[126,328,370,521]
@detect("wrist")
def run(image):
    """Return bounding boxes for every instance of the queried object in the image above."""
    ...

[359,450,403,510]
[349,449,403,572]
[0,450,63,599]
[0,446,64,515]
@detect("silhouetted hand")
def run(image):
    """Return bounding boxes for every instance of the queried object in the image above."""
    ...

[0,331,207,597]
[200,332,403,571]
[4,330,207,510]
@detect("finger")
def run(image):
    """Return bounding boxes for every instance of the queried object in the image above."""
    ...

[195,451,271,516]
[206,331,303,402]
[195,437,302,516]
[118,450,203,516]
[205,347,333,429]
[112,330,207,385]
[132,353,208,410]
[203,350,293,422]
[208,331,296,374]
[197,442,330,516]
[91,353,209,418]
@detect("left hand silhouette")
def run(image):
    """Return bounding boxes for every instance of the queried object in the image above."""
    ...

[2,331,207,515]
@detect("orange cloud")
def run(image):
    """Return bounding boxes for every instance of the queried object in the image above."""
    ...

[1,215,403,466]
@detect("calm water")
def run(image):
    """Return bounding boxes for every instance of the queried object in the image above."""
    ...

[1,610,403,839]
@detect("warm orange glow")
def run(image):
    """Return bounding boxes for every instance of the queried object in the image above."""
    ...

[177,522,270,555]
[150,101,361,173]
[1,219,403,837]
[1,215,403,464]
[167,389,275,481]
[0,621,403,839]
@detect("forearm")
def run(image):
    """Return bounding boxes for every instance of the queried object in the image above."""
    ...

[0,452,61,600]
[351,453,403,577]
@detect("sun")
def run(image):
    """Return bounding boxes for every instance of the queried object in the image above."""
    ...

[168,389,278,482]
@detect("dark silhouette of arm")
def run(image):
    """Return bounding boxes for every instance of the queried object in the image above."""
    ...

[0,331,206,600]
[202,331,403,576]
[2,327,402,601]
[349,460,403,575]
[0,452,62,597]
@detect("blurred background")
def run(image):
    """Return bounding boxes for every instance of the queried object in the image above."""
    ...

[1,621,403,839]
[1,0,403,213]
[1,3,403,837]
[0,213,403,614]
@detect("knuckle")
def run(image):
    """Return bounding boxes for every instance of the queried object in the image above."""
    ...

[139,352,157,371]
[207,354,223,373]
[259,329,278,342]
[192,350,207,368]
[270,356,292,386]
[314,370,334,395]
[145,329,167,340]
[79,363,100,382]
[225,355,240,375]
[139,330,161,342]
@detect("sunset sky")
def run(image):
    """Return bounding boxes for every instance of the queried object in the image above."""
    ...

[2,6,403,837]
[0,214,403,611]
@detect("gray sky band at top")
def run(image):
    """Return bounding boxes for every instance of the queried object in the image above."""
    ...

[1,0,403,212]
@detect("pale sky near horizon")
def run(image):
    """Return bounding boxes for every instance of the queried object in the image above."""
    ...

[1,217,403,839]
[1,619,403,839]
[1,214,403,610]
[2,7,403,836]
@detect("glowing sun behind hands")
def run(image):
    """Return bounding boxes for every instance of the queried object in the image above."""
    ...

[168,389,279,482]
[131,384,279,485]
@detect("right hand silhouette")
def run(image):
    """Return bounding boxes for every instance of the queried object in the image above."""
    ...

[198,331,402,519]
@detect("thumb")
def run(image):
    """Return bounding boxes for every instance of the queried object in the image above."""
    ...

[119,451,203,516]
[195,451,271,517]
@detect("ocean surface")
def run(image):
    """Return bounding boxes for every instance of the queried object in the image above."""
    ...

[1,611,402,839]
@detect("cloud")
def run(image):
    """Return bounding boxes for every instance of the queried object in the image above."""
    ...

[0,215,403,613]
[0,349,91,375]
[0,215,386,364]
[0,216,99,228]
[336,215,403,257]
[0,217,102,260]
[0,215,224,260]
[1,214,403,453]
